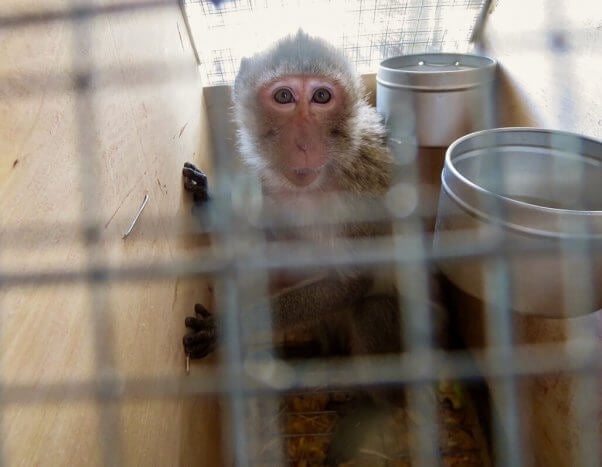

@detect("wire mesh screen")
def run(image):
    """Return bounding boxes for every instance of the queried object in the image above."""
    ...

[0,0,601,466]
[183,0,486,85]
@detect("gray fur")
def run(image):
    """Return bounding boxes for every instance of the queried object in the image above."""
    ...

[234,30,360,112]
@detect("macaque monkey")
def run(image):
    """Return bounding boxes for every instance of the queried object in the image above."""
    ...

[182,30,446,464]
[182,30,404,363]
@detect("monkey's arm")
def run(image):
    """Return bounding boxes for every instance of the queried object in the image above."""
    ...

[269,274,372,330]
[183,273,372,359]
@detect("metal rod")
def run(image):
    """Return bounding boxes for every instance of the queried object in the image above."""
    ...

[122,193,149,240]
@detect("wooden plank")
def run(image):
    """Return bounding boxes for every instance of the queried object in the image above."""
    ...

[0,1,222,465]
[482,0,601,138]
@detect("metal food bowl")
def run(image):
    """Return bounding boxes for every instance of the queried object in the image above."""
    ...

[434,128,602,318]
[377,53,497,149]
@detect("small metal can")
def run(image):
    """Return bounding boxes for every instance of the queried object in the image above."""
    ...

[377,53,497,149]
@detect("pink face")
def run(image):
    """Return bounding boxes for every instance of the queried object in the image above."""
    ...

[257,75,347,188]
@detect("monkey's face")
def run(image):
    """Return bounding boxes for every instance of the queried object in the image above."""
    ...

[255,74,353,190]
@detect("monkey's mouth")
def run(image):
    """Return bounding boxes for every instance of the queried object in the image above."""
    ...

[286,166,324,187]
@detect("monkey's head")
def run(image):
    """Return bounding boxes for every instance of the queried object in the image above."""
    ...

[233,30,367,192]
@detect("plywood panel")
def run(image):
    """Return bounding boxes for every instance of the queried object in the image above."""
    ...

[0,1,222,465]
[482,0,601,138]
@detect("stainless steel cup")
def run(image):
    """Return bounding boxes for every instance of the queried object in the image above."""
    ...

[377,53,497,149]
[433,128,602,317]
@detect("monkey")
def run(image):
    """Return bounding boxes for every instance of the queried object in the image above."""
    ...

[181,30,443,463]
[182,29,404,358]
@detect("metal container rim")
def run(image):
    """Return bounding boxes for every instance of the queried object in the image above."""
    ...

[377,53,497,91]
[441,127,602,239]
[379,52,497,75]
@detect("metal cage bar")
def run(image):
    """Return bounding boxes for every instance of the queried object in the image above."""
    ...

[0,0,600,466]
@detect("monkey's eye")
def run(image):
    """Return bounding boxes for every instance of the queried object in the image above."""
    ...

[312,88,332,104]
[273,88,295,104]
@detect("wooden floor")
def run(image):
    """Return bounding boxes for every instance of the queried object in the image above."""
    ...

[0,1,223,465]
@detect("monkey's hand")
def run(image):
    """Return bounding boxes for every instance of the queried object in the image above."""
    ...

[182,162,210,204]
[183,304,217,359]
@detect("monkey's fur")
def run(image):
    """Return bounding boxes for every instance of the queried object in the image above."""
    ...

[182,31,439,463]
[183,30,404,358]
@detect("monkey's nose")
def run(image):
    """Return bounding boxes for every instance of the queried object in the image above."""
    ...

[296,141,309,152]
